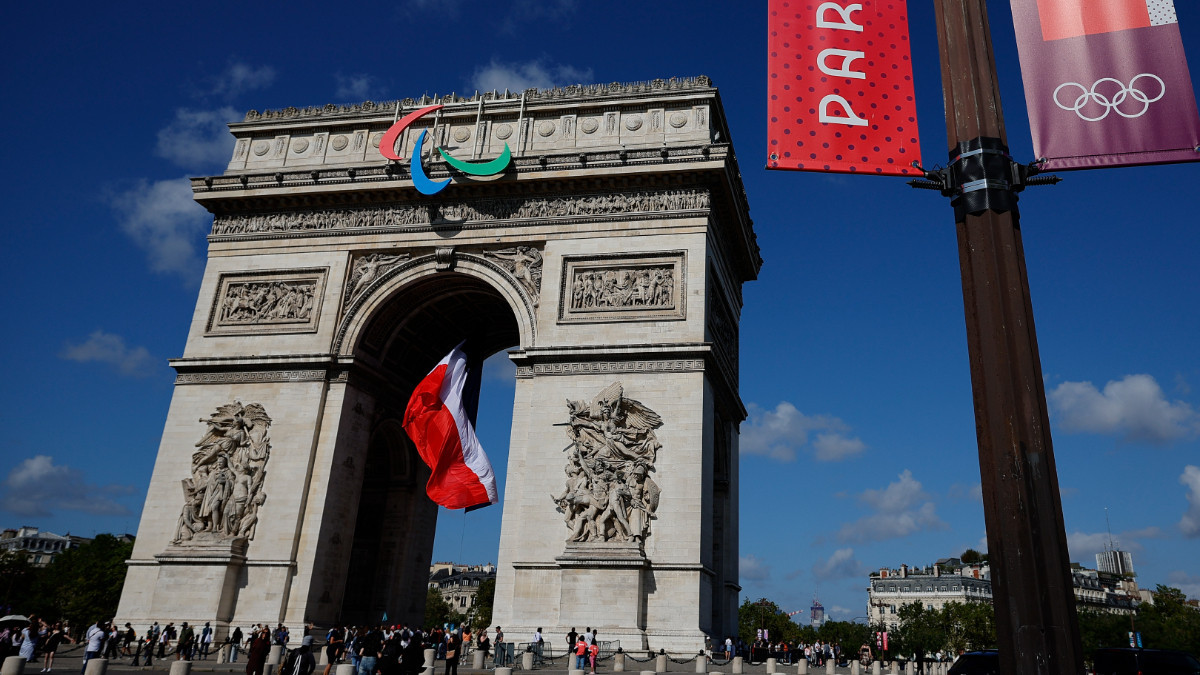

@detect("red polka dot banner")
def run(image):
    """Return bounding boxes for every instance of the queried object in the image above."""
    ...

[767,0,922,176]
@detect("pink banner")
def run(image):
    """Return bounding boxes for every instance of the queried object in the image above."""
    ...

[1011,0,1200,169]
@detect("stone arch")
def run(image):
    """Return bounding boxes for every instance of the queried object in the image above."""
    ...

[335,252,537,358]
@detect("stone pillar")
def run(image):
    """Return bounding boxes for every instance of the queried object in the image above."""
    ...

[523,652,534,670]
[655,654,668,672]
[825,659,835,675]
[615,653,627,672]
[84,659,108,675]
[337,665,356,675]
[1,656,25,675]
[851,661,861,675]
[889,661,898,675]
[571,669,587,675]
[264,664,277,675]
[424,648,436,673]
[872,661,881,675]
[170,661,193,675]
[219,644,231,663]
[767,658,777,673]
[268,646,283,665]
[473,651,486,669]
[496,668,513,675]
[695,654,708,673]
[640,671,655,675]
[733,656,744,674]
[796,659,808,675]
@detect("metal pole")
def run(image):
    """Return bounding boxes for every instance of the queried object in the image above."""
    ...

[931,1,1083,673]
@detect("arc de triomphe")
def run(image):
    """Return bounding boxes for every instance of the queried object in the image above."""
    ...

[117,76,759,650]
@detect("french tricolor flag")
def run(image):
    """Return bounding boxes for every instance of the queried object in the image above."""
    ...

[403,343,499,510]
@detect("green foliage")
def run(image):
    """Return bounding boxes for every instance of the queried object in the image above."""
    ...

[1134,585,1200,652]
[1077,609,1131,660]
[32,534,132,629]
[0,550,39,611]
[424,588,464,629]
[960,549,986,564]
[737,598,802,643]
[470,578,496,632]
[892,601,996,658]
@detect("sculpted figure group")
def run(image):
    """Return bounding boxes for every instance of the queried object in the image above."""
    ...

[174,402,272,544]
[570,266,674,311]
[219,281,316,325]
[552,383,663,544]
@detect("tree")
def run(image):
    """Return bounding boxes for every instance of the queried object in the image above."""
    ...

[0,550,40,614]
[1077,609,1130,661]
[33,534,132,630]
[737,598,802,644]
[1136,585,1200,652]
[960,549,986,564]
[471,578,496,632]
[424,588,464,630]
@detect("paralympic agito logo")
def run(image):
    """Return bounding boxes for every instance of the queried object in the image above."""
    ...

[379,104,512,195]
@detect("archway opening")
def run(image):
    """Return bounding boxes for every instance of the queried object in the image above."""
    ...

[339,271,521,626]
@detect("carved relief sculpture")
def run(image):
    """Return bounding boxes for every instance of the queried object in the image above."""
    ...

[570,266,674,310]
[484,246,543,305]
[207,270,327,336]
[345,252,410,306]
[174,402,272,545]
[560,253,686,323]
[552,383,663,545]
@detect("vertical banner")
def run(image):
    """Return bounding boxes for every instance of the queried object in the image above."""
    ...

[767,0,921,175]
[1011,0,1200,169]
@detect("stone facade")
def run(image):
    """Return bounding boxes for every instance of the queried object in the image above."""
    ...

[116,76,758,651]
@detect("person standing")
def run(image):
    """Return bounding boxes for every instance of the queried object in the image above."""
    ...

[231,626,244,663]
[493,627,504,667]
[81,621,105,674]
[566,628,577,654]
[356,626,382,675]
[532,628,543,665]
[200,623,213,660]
[41,622,71,672]
[246,627,271,675]
[588,639,599,675]
[444,631,460,675]
[323,625,344,675]
[574,636,587,671]
[18,616,41,663]
[176,623,195,661]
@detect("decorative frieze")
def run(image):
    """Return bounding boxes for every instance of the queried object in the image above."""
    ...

[210,188,709,237]
[344,253,410,308]
[207,269,327,335]
[174,370,334,385]
[515,359,705,378]
[560,252,686,323]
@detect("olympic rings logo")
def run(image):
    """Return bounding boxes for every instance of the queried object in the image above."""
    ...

[1053,74,1166,122]
[379,104,512,195]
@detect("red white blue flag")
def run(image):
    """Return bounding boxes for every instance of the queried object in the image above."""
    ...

[403,343,499,510]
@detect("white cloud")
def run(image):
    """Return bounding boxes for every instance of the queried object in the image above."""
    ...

[1180,465,1200,537]
[1167,570,1200,600]
[469,59,594,94]
[155,106,240,171]
[209,62,276,98]
[335,73,385,101]
[813,548,867,580]
[0,456,132,517]
[61,330,157,377]
[1067,526,1165,559]
[110,177,210,280]
[740,554,772,582]
[742,402,867,462]
[837,470,947,542]
[1048,374,1199,444]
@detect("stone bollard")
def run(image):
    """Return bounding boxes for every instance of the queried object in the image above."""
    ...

[497,668,513,675]
[825,659,835,675]
[473,651,486,669]
[640,671,655,675]
[264,664,277,675]
[2,656,26,675]
[317,648,328,666]
[336,665,356,675]
[767,658,777,674]
[84,659,108,675]
[889,661,898,675]
[571,669,587,675]
[851,661,861,675]
[523,652,534,670]
[655,655,668,673]
[696,654,708,673]
[614,654,626,672]
[424,649,436,674]
[170,661,193,675]
[872,661,881,675]
[796,659,808,675]
[733,656,744,674]
[268,646,284,665]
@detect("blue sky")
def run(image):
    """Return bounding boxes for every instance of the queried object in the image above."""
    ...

[2,1,1198,624]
